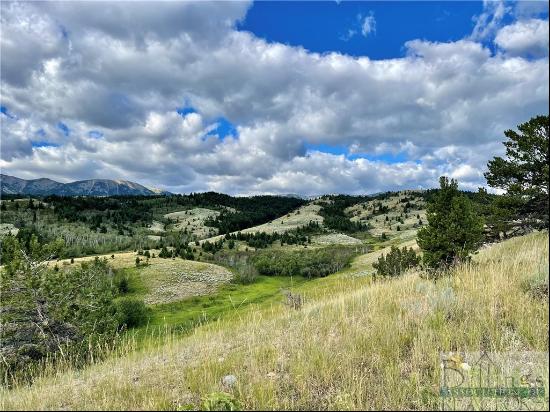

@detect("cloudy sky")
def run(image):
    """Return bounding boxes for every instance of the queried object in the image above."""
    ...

[1,0,548,195]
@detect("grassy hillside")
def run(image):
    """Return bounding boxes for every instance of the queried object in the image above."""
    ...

[196,191,428,250]
[2,232,547,410]
[0,193,307,259]
[196,202,324,245]
[164,208,221,239]
[346,190,427,240]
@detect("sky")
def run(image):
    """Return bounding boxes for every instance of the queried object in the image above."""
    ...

[0,1,548,195]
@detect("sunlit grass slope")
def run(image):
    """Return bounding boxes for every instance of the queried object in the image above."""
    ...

[1,232,548,410]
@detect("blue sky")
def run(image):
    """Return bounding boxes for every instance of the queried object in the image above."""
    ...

[0,1,548,195]
[238,0,547,162]
[240,1,486,59]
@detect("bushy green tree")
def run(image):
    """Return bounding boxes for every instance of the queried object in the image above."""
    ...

[158,246,170,258]
[417,177,484,268]
[113,297,149,328]
[0,234,24,274]
[485,115,549,229]
[373,246,419,277]
[473,187,520,240]
[252,246,356,278]
[0,233,64,275]
[0,258,118,379]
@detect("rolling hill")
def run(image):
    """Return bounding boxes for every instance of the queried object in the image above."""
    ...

[0,174,170,197]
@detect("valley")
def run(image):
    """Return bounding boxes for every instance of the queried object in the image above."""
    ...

[1,1,548,409]
[19,190,424,336]
[1,180,548,411]
[0,191,423,345]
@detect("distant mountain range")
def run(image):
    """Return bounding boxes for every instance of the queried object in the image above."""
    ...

[0,174,171,197]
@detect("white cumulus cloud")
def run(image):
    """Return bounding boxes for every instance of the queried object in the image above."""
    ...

[0,1,548,195]
[495,18,549,57]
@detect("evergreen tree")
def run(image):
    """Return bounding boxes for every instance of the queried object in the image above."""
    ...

[473,187,517,240]
[485,115,549,228]
[1,257,119,378]
[373,246,419,277]
[417,177,484,268]
[159,246,170,258]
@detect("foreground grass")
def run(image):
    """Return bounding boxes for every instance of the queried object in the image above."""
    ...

[1,232,548,410]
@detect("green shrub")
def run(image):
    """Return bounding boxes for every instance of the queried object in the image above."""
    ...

[114,297,149,328]
[114,274,130,294]
[0,258,118,382]
[373,246,419,277]
[522,268,549,299]
[201,392,240,411]
[232,262,258,285]
[252,246,356,278]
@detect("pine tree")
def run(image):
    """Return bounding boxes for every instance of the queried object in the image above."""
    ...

[485,115,549,229]
[373,246,419,277]
[417,177,484,269]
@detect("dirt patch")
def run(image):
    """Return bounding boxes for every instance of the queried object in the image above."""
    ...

[148,220,165,233]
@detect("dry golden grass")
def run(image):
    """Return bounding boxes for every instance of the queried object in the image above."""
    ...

[50,250,150,270]
[2,232,548,410]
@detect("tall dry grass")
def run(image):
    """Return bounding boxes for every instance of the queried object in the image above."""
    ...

[1,232,548,410]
